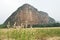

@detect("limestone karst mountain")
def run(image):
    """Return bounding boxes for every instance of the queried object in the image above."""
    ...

[4,4,55,27]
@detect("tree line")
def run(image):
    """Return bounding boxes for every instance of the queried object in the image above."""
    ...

[0,22,60,28]
[33,22,60,27]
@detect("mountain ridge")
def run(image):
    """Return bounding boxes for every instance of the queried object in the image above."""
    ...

[4,4,55,27]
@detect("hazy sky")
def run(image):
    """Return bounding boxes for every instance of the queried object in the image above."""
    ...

[0,0,60,24]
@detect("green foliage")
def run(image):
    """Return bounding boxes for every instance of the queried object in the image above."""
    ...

[33,22,60,27]
[0,24,7,28]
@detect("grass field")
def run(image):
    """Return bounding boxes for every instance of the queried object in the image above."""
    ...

[0,27,60,40]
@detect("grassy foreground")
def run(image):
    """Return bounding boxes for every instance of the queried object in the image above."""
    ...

[0,28,60,40]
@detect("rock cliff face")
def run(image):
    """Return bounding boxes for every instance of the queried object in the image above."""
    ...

[4,4,55,27]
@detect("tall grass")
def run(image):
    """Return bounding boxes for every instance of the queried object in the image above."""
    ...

[0,28,60,40]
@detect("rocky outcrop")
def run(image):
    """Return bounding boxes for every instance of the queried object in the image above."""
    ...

[39,11,55,24]
[48,17,55,23]
[4,4,55,27]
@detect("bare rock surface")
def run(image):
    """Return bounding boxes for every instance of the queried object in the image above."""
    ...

[4,4,55,27]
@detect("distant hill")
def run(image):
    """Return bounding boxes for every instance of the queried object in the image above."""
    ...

[4,4,55,27]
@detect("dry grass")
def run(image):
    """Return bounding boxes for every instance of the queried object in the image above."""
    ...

[0,27,60,40]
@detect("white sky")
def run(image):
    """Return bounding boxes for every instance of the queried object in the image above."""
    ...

[0,0,60,24]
